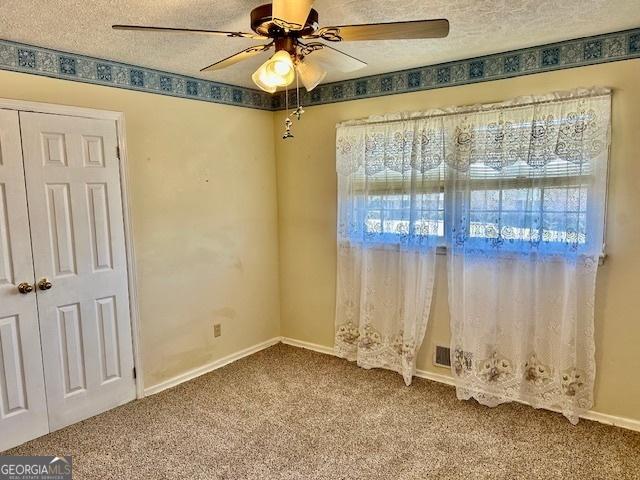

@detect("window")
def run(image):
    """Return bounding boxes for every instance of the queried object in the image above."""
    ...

[347,163,445,246]
[337,92,610,256]
[347,155,592,251]
[464,158,591,250]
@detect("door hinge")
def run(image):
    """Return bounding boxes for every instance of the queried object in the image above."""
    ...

[133,367,137,379]
[116,146,121,159]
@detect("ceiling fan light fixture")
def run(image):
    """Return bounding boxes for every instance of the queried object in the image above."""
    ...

[265,50,295,84]
[252,50,295,92]
[296,58,327,92]
[251,66,278,93]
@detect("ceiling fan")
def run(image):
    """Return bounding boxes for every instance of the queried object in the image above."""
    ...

[113,1,449,92]
[113,1,449,137]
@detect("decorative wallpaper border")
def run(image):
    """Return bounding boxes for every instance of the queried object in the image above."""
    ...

[0,39,273,110]
[0,27,639,112]
[274,27,640,110]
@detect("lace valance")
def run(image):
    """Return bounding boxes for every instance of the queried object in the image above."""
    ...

[336,87,611,176]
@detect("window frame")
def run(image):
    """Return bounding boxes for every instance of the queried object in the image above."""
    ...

[349,172,603,258]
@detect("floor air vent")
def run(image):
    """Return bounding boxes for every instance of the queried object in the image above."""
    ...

[434,345,451,367]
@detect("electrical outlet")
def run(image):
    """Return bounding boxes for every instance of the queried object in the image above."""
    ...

[213,323,222,338]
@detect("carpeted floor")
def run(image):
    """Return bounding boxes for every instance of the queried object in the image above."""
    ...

[5,344,640,479]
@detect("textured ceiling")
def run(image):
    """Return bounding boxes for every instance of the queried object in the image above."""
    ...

[2,0,639,88]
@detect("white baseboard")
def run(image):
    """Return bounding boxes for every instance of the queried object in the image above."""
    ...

[414,368,457,387]
[280,337,640,433]
[144,337,281,396]
[579,410,640,432]
[280,336,335,355]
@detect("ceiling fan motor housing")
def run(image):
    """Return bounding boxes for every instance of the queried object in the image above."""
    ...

[250,3,319,41]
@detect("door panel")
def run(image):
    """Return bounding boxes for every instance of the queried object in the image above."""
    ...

[0,184,13,284]
[86,183,113,271]
[0,316,28,414]
[57,303,86,395]
[20,112,135,431]
[46,183,77,277]
[0,109,49,451]
[95,296,121,382]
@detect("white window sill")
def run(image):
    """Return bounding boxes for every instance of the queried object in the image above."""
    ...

[434,245,607,265]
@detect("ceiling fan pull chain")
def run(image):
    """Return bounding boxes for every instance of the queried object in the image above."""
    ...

[283,83,294,140]
[293,73,305,121]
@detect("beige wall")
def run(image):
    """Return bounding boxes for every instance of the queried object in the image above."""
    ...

[2,59,639,422]
[274,59,640,422]
[0,70,281,388]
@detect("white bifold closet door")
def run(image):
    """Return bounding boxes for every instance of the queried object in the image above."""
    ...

[19,112,136,432]
[0,109,49,452]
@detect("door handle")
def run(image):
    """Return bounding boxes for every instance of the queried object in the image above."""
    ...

[38,278,53,291]
[17,282,34,294]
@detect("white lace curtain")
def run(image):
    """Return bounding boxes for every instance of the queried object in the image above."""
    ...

[335,88,611,422]
[335,115,444,385]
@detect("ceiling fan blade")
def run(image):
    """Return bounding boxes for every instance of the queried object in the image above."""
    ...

[112,24,266,39]
[200,44,273,72]
[303,42,367,73]
[310,19,449,42]
[272,0,314,31]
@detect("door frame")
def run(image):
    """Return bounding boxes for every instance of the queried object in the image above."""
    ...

[0,97,145,399]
